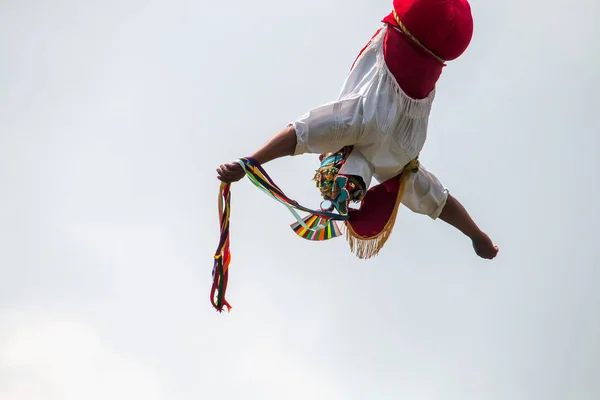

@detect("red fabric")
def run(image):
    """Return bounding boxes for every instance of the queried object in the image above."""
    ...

[380,0,474,99]
[382,27,443,99]
[347,176,400,237]
[383,0,474,61]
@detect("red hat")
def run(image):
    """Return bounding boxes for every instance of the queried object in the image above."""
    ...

[382,0,474,62]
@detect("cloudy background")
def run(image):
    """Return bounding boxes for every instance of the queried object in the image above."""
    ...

[1,0,599,399]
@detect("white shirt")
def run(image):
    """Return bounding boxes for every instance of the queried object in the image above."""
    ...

[291,25,448,219]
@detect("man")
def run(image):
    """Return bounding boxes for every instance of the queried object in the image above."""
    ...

[216,0,498,260]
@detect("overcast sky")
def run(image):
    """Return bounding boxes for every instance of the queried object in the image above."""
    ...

[1,0,599,399]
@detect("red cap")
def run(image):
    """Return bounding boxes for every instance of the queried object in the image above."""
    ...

[382,0,474,62]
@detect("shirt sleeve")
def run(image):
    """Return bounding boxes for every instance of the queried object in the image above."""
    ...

[292,94,365,155]
[401,164,449,220]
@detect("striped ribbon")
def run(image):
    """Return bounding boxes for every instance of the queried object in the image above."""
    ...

[235,157,349,227]
[210,157,348,312]
[210,182,232,312]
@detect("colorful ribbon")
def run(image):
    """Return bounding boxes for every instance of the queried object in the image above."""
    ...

[210,157,348,312]
[210,182,232,312]
[235,157,349,226]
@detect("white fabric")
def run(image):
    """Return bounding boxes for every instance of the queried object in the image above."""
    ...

[292,25,448,219]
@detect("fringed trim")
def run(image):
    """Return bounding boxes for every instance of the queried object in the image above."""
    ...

[343,158,419,259]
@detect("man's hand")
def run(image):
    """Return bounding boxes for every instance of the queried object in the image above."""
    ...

[216,162,245,183]
[216,125,298,183]
[471,231,499,260]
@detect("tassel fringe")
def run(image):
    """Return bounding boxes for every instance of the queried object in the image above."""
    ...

[343,159,418,259]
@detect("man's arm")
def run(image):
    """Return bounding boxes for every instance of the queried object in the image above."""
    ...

[249,125,297,164]
[216,125,297,183]
[439,194,499,259]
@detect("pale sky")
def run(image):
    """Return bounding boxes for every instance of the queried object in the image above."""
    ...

[1,0,599,399]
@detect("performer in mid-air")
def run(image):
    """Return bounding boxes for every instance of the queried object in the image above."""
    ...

[215,0,498,266]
